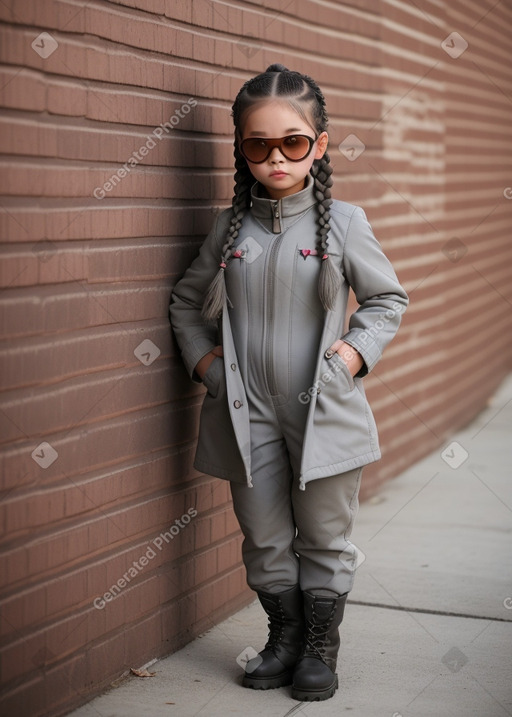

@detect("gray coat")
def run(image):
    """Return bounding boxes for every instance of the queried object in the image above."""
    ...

[170,181,409,489]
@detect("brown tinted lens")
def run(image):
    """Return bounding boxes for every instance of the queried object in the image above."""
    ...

[241,139,270,163]
[281,135,311,160]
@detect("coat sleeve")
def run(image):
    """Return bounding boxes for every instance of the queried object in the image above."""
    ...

[169,211,230,382]
[339,206,409,377]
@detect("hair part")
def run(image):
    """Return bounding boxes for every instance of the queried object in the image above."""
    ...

[201,64,341,323]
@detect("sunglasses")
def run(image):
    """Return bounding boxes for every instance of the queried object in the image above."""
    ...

[239,134,317,164]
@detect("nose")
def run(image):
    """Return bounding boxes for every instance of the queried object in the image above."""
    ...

[268,146,285,162]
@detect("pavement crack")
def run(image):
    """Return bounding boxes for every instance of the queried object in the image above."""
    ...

[347,599,511,622]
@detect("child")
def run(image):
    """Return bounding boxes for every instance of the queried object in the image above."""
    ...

[170,64,408,702]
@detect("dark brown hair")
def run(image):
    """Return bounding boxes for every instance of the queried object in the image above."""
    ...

[202,63,340,322]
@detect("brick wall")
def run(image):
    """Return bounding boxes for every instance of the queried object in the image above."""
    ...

[0,1,511,714]
[366,0,512,480]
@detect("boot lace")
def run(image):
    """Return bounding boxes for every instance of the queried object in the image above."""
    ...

[263,600,286,652]
[302,603,335,662]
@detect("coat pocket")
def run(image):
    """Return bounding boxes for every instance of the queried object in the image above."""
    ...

[195,357,247,480]
[304,350,379,471]
[202,356,224,398]
[327,351,356,393]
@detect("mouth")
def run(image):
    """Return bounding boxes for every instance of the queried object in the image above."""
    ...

[269,171,288,178]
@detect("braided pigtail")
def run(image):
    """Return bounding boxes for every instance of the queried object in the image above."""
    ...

[294,72,340,311]
[311,151,341,310]
[201,143,253,322]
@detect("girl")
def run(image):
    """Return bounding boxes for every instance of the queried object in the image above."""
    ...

[170,64,408,702]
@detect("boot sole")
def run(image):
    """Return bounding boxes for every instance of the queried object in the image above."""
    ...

[243,671,293,690]
[291,674,338,701]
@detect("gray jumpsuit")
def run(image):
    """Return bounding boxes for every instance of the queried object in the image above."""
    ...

[221,179,362,596]
[170,175,408,597]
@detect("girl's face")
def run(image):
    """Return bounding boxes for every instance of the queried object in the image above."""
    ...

[239,100,328,200]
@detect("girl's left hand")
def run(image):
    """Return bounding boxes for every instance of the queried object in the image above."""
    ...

[328,340,364,377]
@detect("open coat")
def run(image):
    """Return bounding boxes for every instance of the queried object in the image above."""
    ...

[170,181,409,489]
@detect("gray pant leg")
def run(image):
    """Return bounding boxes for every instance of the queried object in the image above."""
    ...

[291,467,363,595]
[274,390,364,596]
[229,419,300,593]
[230,357,363,596]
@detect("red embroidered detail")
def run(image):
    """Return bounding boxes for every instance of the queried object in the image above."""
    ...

[299,249,319,260]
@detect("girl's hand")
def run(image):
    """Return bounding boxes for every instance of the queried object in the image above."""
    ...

[195,345,224,380]
[328,340,364,377]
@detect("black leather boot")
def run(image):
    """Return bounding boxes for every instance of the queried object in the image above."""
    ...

[291,591,348,701]
[242,585,304,690]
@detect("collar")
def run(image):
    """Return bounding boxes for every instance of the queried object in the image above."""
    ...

[249,174,316,233]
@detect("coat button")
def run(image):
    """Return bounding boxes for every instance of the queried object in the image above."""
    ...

[233,400,243,409]
[230,363,237,371]
[324,348,334,359]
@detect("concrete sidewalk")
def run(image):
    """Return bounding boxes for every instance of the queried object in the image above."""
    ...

[69,375,512,717]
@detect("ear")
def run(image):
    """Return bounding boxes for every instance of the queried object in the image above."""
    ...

[314,131,329,159]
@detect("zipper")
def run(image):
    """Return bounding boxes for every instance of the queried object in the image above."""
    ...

[265,229,284,396]
[272,200,282,233]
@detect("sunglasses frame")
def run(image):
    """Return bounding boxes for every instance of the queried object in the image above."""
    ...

[239,134,317,164]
